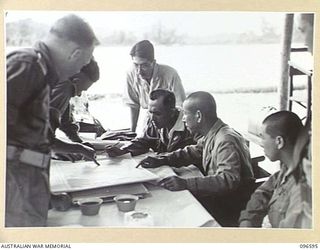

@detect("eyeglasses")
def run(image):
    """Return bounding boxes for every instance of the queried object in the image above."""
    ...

[133,61,154,71]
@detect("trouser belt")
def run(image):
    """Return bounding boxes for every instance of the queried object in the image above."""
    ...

[7,145,50,169]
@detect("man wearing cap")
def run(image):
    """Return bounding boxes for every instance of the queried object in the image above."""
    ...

[6,14,98,227]
[124,40,186,132]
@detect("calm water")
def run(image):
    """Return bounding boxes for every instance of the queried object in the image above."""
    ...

[90,44,283,94]
[6,44,308,134]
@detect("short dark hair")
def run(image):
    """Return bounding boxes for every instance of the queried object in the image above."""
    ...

[130,40,154,62]
[80,58,100,82]
[262,111,303,144]
[50,14,99,48]
[186,91,217,120]
[149,89,176,109]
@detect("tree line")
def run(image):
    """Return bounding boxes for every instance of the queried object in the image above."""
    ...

[6,18,303,47]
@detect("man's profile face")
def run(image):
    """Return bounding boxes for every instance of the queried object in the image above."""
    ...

[71,72,94,96]
[148,98,171,129]
[62,45,95,82]
[182,100,199,134]
[260,124,279,162]
[132,56,154,80]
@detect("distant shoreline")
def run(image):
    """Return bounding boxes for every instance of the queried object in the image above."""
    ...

[88,84,306,101]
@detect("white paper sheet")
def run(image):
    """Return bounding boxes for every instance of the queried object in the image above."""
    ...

[50,155,159,193]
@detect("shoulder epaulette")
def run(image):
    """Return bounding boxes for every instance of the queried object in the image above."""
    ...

[8,48,48,77]
[36,52,48,77]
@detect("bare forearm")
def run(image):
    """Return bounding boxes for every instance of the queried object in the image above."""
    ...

[130,106,140,132]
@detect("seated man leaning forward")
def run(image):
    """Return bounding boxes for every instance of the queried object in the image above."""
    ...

[239,111,309,228]
[138,91,255,227]
[106,89,195,157]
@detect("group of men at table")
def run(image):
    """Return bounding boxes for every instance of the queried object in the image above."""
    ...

[6,13,312,228]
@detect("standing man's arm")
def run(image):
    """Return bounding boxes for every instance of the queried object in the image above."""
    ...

[170,70,186,108]
[123,71,141,132]
[7,57,43,127]
[130,106,140,132]
[59,105,83,143]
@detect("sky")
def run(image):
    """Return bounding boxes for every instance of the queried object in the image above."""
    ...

[5,11,286,37]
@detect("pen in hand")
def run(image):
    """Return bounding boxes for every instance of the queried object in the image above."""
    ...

[93,158,100,166]
[135,162,141,168]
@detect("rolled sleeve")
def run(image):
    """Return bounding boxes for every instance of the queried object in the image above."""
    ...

[239,173,278,226]
[125,120,158,156]
[170,72,186,107]
[123,71,140,108]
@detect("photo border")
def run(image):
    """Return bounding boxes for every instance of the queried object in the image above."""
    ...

[0,0,319,243]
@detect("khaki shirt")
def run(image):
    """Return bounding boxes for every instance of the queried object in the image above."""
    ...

[239,165,311,228]
[123,62,186,109]
[166,119,254,196]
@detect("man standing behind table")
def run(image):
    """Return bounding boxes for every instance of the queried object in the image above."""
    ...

[138,91,255,227]
[6,14,98,227]
[123,40,186,132]
[106,89,195,157]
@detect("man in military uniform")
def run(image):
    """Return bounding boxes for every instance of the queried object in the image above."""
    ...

[50,58,105,161]
[6,14,99,227]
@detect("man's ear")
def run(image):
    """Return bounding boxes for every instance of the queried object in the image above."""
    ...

[68,48,82,61]
[275,136,285,150]
[196,110,202,123]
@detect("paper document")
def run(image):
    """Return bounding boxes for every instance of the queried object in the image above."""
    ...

[50,155,158,193]
[146,166,177,184]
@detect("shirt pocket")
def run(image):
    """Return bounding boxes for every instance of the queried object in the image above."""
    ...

[268,188,290,227]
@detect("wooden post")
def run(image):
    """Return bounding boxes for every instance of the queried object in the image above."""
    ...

[278,13,294,111]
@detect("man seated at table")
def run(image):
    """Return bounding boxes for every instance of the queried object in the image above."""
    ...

[137,91,255,227]
[105,89,195,157]
[238,111,306,228]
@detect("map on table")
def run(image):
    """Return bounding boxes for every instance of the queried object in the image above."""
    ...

[50,155,159,193]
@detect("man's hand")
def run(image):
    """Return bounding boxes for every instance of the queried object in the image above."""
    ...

[77,143,97,161]
[158,176,187,191]
[52,153,83,162]
[82,141,95,149]
[137,156,168,168]
[105,146,128,157]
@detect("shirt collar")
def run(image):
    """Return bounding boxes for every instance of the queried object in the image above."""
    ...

[34,41,59,87]
[279,162,296,184]
[168,109,185,138]
[136,61,159,83]
[203,118,225,141]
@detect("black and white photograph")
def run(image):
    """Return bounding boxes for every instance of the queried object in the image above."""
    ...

[2,5,316,244]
